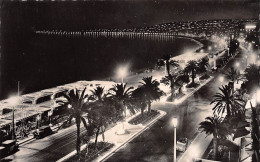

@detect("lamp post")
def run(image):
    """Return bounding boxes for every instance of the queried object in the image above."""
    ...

[245,55,248,67]
[235,62,240,74]
[36,114,40,129]
[9,97,19,140]
[48,108,53,127]
[118,67,127,84]
[213,55,217,70]
[172,117,178,162]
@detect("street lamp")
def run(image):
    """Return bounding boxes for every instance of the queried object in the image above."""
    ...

[245,55,248,67]
[118,67,127,83]
[48,108,53,127]
[172,117,178,162]
[235,62,240,74]
[235,62,240,68]
[219,76,224,83]
[9,97,19,140]
[36,114,41,129]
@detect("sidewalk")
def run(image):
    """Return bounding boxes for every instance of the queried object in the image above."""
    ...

[57,110,167,162]
[178,132,213,162]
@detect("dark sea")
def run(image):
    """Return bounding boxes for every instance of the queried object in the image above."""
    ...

[2,34,199,99]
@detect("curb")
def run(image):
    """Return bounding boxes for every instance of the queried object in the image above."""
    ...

[17,136,34,145]
[57,110,166,162]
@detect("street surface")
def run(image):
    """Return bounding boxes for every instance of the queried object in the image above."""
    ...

[2,47,247,162]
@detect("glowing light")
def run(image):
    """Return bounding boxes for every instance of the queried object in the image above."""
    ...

[37,114,41,120]
[251,99,257,107]
[257,60,260,66]
[245,24,256,30]
[256,89,260,103]
[118,66,128,83]
[8,97,19,106]
[171,117,178,127]
[235,62,240,68]
[118,67,127,77]
[219,76,224,83]
[68,104,72,109]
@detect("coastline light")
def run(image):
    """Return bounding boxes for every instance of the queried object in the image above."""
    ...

[245,24,256,30]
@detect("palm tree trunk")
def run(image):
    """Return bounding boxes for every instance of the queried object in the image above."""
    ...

[95,127,100,148]
[166,60,170,76]
[76,117,81,156]
[171,83,175,97]
[101,126,105,142]
[192,69,195,84]
[227,104,231,117]
[148,101,151,113]
[213,137,218,160]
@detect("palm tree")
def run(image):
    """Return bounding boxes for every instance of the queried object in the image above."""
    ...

[87,97,116,148]
[109,83,134,116]
[243,64,260,92]
[244,64,260,83]
[139,76,165,113]
[57,88,88,155]
[197,57,209,77]
[199,115,228,161]
[225,68,240,83]
[160,74,179,97]
[157,54,179,76]
[89,86,106,102]
[184,60,198,85]
[211,85,245,117]
[251,104,260,162]
[225,68,241,92]
[131,86,147,116]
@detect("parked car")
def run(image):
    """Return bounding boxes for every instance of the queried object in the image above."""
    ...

[0,140,19,157]
[176,138,188,152]
[33,126,53,139]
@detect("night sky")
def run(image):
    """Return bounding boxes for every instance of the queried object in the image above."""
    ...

[1,0,259,30]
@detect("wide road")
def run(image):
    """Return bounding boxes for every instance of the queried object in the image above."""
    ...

[105,48,247,162]
[2,48,247,162]
[2,124,88,162]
